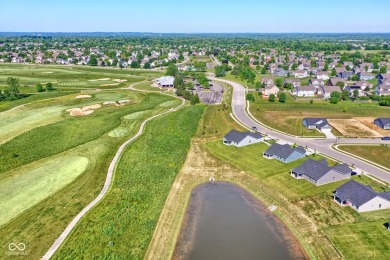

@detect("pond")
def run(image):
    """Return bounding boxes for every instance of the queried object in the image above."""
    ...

[173,182,308,260]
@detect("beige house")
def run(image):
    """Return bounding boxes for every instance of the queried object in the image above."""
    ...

[264,85,280,96]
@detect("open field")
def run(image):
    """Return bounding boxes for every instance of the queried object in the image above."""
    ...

[52,105,205,259]
[338,145,390,169]
[0,91,181,259]
[250,94,390,137]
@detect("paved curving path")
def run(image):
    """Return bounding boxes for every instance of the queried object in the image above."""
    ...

[209,77,390,183]
[42,85,185,260]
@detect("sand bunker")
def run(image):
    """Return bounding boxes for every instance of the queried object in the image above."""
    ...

[112,79,128,82]
[66,104,101,116]
[329,119,382,137]
[89,78,111,82]
[100,83,120,86]
[75,95,92,99]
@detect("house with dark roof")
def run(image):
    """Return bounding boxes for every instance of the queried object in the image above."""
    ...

[263,143,306,163]
[223,130,263,147]
[273,68,287,77]
[337,71,353,79]
[374,118,390,130]
[334,180,390,212]
[303,118,332,132]
[291,158,351,186]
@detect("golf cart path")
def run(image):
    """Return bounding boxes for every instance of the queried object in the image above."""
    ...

[42,85,185,260]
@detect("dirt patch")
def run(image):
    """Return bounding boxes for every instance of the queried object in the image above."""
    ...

[328,119,382,137]
[354,117,387,136]
[75,95,92,99]
[100,83,120,87]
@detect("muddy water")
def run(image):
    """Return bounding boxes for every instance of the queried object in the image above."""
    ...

[173,182,308,260]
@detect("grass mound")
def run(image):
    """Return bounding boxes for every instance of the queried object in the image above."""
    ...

[0,156,89,226]
[108,127,130,138]
[159,100,178,107]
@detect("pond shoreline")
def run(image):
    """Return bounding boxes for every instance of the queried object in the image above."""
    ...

[173,182,309,260]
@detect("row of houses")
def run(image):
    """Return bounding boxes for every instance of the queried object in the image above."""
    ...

[222,129,390,213]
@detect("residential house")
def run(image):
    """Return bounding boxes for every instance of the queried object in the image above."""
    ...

[359,62,374,72]
[294,86,315,97]
[294,70,308,78]
[322,86,342,99]
[273,68,288,77]
[377,84,390,96]
[263,143,306,163]
[291,158,351,186]
[284,79,300,87]
[156,76,175,87]
[334,180,390,212]
[317,71,329,80]
[327,78,345,87]
[334,67,346,74]
[303,118,332,132]
[377,74,390,81]
[223,130,263,147]
[264,85,280,96]
[260,78,274,86]
[358,72,374,81]
[337,71,353,79]
[374,118,390,130]
[344,85,365,98]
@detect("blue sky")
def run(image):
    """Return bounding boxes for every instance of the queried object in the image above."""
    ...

[1,0,389,33]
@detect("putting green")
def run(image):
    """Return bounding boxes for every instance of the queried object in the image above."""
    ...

[0,156,89,226]
[159,100,178,107]
[123,110,149,120]
[108,127,130,138]
[0,106,66,145]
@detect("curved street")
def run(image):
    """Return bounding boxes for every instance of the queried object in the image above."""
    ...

[210,77,390,183]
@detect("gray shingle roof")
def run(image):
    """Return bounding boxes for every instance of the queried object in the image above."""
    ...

[374,118,390,128]
[335,180,378,207]
[264,143,306,159]
[224,130,262,143]
[303,118,330,129]
[293,158,351,181]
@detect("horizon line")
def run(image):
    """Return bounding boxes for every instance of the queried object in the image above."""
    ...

[1,31,390,34]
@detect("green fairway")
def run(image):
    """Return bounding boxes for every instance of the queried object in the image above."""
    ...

[123,110,150,120]
[53,105,205,259]
[159,100,178,107]
[0,156,89,226]
[0,105,65,145]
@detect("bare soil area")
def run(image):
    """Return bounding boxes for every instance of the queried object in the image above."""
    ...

[328,119,382,137]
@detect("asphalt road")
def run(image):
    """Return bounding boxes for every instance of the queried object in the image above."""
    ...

[210,77,390,183]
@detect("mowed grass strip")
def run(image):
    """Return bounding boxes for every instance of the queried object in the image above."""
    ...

[0,94,173,174]
[338,145,390,169]
[53,105,205,259]
[0,156,89,226]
